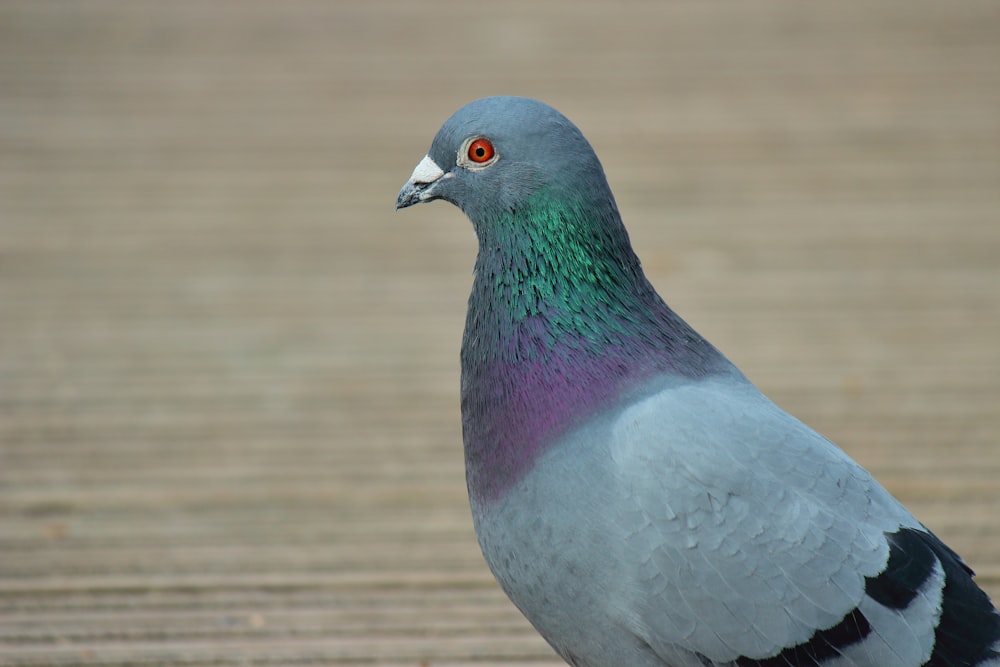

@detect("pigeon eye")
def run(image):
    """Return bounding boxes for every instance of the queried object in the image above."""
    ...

[468,138,494,163]
[459,137,498,169]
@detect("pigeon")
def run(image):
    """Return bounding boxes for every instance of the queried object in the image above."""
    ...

[395,96,1000,667]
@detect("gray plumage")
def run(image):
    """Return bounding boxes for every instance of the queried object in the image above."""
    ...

[396,96,1000,666]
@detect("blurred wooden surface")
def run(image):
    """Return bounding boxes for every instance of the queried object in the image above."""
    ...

[1,1,999,665]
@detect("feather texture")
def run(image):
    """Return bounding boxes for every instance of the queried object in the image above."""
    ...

[396,96,1000,666]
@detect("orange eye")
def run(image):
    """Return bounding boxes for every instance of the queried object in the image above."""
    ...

[467,138,495,163]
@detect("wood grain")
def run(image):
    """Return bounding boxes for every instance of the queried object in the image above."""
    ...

[2,1,998,665]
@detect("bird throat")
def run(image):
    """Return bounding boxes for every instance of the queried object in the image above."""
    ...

[460,192,723,506]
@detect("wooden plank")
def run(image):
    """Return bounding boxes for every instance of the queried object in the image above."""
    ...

[1,1,998,664]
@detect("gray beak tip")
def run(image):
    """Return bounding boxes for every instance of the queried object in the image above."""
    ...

[395,182,422,210]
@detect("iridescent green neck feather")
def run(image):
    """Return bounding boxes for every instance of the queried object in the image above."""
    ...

[461,189,730,505]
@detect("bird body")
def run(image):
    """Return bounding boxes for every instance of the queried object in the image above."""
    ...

[396,96,1000,666]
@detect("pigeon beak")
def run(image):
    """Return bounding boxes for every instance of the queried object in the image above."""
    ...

[396,155,448,210]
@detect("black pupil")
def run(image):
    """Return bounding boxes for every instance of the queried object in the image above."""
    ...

[475,146,485,158]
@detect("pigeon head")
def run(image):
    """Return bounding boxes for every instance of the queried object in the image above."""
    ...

[395,96,643,338]
[396,96,617,235]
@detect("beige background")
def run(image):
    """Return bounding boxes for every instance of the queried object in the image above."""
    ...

[2,2,999,665]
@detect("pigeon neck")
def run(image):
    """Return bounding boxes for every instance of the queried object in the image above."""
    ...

[460,192,727,507]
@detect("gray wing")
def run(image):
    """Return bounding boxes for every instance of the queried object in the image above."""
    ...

[602,374,998,666]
